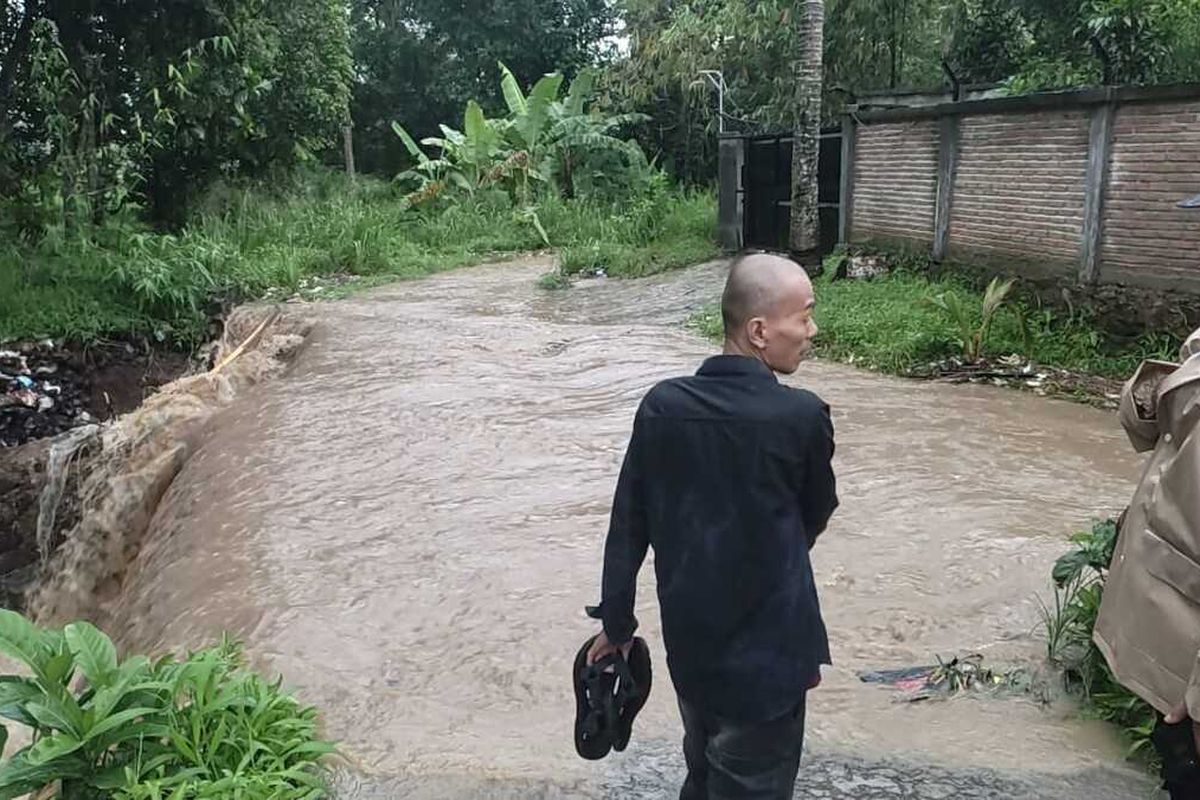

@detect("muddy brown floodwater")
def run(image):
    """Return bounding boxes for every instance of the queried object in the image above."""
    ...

[97,257,1161,798]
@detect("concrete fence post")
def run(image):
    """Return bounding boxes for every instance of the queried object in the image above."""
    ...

[718,135,745,251]
[932,115,960,262]
[1080,102,1115,285]
[838,117,856,245]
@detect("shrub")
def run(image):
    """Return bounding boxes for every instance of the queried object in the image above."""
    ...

[0,611,334,799]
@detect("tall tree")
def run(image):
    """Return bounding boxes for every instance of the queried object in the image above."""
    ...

[349,0,617,176]
[943,0,1027,84]
[789,0,823,254]
[825,0,943,97]
[1,0,353,227]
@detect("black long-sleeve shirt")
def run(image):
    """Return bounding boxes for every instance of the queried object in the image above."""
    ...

[592,355,838,722]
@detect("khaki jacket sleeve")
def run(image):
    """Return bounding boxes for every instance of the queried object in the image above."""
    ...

[1118,360,1177,453]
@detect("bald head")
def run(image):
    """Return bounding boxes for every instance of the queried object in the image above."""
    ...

[721,253,811,336]
[719,253,818,374]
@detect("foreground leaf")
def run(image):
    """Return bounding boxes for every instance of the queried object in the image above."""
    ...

[26,731,84,765]
[0,678,43,727]
[65,621,118,688]
[0,612,48,674]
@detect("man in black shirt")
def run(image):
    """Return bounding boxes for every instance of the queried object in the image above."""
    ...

[587,252,838,799]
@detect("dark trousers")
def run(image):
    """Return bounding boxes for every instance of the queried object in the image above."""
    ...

[1163,775,1200,800]
[1154,715,1200,799]
[678,695,806,800]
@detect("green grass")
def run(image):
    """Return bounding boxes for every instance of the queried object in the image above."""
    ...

[1,170,718,345]
[554,189,719,279]
[691,253,1179,380]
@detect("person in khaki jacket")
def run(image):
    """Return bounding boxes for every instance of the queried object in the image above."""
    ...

[1094,329,1200,797]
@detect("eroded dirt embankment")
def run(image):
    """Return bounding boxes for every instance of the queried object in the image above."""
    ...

[0,307,314,619]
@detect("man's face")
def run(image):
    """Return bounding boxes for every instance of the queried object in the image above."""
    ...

[758,275,818,375]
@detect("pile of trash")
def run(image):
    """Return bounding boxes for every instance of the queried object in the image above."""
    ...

[261,273,358,302]
[1,342,97,447]
[858,654,1031,703]
[858,653,1056,708]
[911,355,1122,408]
[831,252,893,282]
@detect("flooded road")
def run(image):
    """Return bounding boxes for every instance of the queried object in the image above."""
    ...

[101,258,1159,797]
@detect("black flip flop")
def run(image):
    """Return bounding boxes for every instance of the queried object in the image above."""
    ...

[574,634,619,760]
[573,635,653,759]
[612,636,652,752]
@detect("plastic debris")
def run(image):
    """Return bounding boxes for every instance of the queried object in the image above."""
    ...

[858,654,1008,703]
[2,340,101,446]
[11,389,39,408]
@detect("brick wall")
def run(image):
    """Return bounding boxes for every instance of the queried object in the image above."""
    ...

[948,112,1090,276]
[851,120,938,248]
[1102,101,1200,291]
[841,88,1200,295]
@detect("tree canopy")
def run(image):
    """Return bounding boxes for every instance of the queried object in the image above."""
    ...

[3,0,1199,224]
[1,0,352,226]
[604,0,1200,181]
[348,0,619,175]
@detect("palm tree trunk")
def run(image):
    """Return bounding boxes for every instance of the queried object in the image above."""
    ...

[789,0,825,254]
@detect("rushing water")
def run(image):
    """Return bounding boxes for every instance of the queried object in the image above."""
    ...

[97,257,1160,798]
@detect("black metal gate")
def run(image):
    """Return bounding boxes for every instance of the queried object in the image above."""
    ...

[743,135,793,251]
[739,128,842,254]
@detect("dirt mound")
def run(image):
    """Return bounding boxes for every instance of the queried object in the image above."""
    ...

[22,305,314,624]
[0,438,53,607]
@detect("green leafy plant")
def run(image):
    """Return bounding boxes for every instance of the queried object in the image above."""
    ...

[536,268,571,291]
[391,61,650,208]
[0,611,334,799]
[1040,519,1158,760]
[1084,0,1171,85]
[1052,519,1118,588]
[924,277,1016,363]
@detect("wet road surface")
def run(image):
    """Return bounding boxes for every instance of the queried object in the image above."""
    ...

[101,258,1161,798]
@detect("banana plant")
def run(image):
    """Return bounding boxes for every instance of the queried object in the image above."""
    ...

[548,122,648,198]
[498,62,562,165]
[390,120,457,192]
[516,67,643,201]
[394,101,503,200]
[418,102,503,193]
[391,61,653,206]
[499,64,648,199]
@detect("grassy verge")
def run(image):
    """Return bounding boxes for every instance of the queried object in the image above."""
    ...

[555,189,719,280]
[690,252,1178,383]
[1,170,717,346]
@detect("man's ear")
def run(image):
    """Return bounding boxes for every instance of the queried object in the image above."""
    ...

[746,317,767,350]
